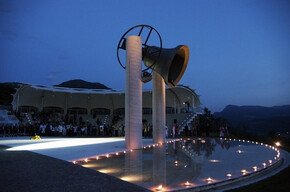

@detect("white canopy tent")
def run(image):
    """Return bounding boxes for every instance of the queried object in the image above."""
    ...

[12,84,201,118]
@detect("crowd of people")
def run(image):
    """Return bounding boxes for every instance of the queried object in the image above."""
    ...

[1,111,127,137]
[0,122,126,137]
[1,111,229,138]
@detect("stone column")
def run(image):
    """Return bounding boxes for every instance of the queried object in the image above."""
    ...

[152,71,166,144]
[125,35,143,149]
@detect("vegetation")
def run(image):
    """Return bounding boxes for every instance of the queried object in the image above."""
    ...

[0,83,22,106]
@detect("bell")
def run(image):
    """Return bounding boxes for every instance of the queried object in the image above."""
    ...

[143,45,189,88]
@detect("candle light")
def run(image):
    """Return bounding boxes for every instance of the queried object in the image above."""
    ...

[156,185,163,191]
[174,160,178,165]
[241,169,247,175]
[206,177,213,183]
[253,166,257,171]
[237,150,243,154]
[275,141,281,147]
[184,181,191,186]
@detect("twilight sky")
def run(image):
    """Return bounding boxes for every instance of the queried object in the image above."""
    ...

[1,0,290,112]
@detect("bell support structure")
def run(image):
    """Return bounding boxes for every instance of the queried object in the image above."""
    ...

[125,35,143,149]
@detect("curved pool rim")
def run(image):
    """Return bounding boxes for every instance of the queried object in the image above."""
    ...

[71,137,288,192]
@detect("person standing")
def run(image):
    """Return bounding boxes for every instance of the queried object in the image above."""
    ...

[165,125,168,138]
[219,126,224,137]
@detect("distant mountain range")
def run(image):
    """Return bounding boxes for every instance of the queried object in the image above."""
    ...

[54,79,111,89]
[214,105,290,136]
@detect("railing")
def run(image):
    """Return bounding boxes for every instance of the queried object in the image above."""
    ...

[178,112,197,134]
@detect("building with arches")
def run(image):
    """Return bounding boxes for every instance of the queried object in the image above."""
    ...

[11,84,201,129]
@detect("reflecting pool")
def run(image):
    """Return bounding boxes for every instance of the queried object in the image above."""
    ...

[74,138,280,191]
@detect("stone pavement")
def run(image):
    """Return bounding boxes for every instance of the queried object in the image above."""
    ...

[0,144,150,192]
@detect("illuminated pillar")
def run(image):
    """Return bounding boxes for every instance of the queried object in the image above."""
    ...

[125,35,143,149]
[152,71,166,144]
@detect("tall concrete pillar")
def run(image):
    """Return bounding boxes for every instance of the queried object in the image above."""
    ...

[152,71,166,144]
[125,35,143,149]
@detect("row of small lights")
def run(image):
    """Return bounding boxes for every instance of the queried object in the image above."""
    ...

[72,139,182,164]
[222,138,281,161]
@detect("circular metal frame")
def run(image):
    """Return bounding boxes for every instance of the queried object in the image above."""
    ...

[117,24,162,72]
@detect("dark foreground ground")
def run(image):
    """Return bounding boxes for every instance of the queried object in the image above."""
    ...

[0,145,150,192]
[226,160,290,192]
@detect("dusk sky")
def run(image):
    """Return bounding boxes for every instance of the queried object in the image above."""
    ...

[1,0,290,112]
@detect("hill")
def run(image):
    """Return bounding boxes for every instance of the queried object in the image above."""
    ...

[0,82,23,106]
[214,105,290,136]
[54,79,111,89]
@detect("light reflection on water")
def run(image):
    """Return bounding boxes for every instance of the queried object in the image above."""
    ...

[76,138,279,191]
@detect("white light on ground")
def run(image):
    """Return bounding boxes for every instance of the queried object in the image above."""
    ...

[120,175,143,182]
[6,138,124,151]
[98,168,119,174]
